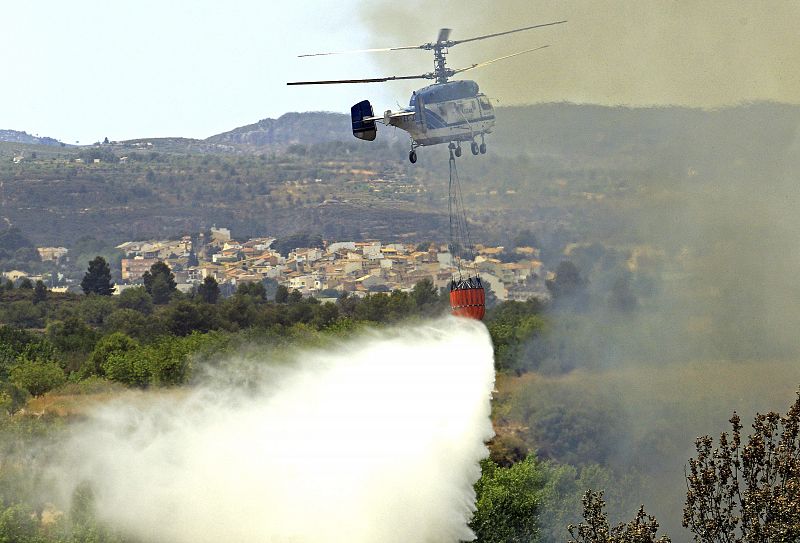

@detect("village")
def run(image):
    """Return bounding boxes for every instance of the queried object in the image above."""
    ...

[105,227,549,302]
[112,228,547,300]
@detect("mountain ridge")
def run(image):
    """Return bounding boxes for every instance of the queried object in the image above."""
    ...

[0,129,62,146]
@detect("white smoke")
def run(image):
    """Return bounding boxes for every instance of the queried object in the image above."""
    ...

[53,318,495,543]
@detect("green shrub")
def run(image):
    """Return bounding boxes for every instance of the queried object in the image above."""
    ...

[0,503,38,543]
[8,358,65,397]
[101,332,231,388]
[471,455,548,543]
[102,350,150,388]
[84,332,139,377]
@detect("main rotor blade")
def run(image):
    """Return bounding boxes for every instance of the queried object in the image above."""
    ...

[449,20,566,47]
[287,74,431,85]
[298,45,422,57]
[452,45,550,75]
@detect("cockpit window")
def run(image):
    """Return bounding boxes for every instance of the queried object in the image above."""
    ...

[478,96,492,110]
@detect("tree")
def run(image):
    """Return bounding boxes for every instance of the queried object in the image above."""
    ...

[0,383,28,415]
[197,276,220,304]
[546,261,585,298]
[683,391,800,543]
[47,317,99,355]
[117,285,153,314]
[336,291,358,318]
[142,261,176,304]
[164,300,216,336]
[17,277,33,289]
[78,294,116,326]
[275,284,289,303]
[104,308,165,340]
[81,256,115,295]
[32,280,47,304]
[486,300,546,373]
[411,278,439,309]
[9,357,65,397]
[569,490,670,543]
[103,350,150,387]
[235,281,266,301]
[470,456,547,543]
[85,332,139,377]
[223,294,258,329]
[546,260,589,310]
[311,302,339,329]
[512,229,539,249]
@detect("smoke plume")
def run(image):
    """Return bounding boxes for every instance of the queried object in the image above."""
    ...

[51,318,495,543]
[362,1,799,109]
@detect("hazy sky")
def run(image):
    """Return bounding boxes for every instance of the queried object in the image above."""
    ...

[2,1,797,143]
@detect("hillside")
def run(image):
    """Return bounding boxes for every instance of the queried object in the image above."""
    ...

[0,129,62,146]
[0,103,798,251]
[206,111,355,148]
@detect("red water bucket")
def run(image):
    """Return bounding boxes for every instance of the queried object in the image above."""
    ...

[450,283,485,320]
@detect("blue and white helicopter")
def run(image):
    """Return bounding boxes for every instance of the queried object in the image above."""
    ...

[288,21,565,163]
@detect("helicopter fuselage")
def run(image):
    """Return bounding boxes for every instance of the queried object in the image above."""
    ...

[393,81,495,147]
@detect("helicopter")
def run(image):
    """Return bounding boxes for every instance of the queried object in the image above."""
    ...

[287,20,566,163]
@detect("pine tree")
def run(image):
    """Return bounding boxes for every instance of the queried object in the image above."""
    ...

[32,280,47,304]
[81,256,115,296]
[197,276,220,304]
[142,261,176,304]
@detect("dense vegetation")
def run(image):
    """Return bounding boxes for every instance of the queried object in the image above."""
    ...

[0,254,795,542]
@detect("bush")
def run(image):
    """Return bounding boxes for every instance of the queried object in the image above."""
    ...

[470,455,548,543]
[0,503,39,542]
[0,301,44,329]
[9,358,65,397]
[486,301,546,372]
[117,286,153,314]
[78,294,116,326]
[101,332,231,388]
[102,350,150,388]
[47,317,100,355]
[104,308,165,340]
[508,382,626,467]
[0,384,28,415]
[84,332,139,377]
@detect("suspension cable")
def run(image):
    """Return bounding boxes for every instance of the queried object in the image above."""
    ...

[448,149,473,280]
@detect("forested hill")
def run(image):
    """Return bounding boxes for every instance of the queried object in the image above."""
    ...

[1,102,798,246]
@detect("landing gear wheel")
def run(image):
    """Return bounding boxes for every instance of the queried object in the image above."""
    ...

[479,143,487,154]
[471,141,479,155]
[409,150,417,164]
[455,145,462,158]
